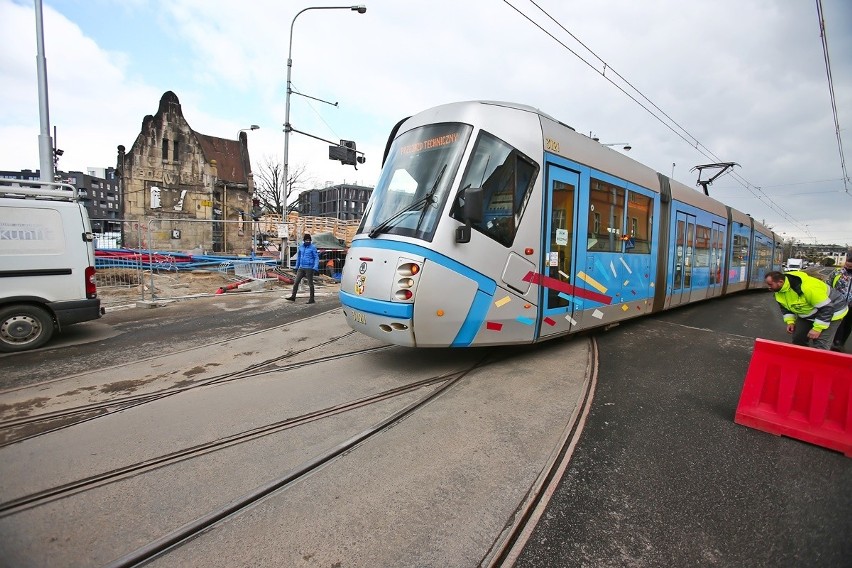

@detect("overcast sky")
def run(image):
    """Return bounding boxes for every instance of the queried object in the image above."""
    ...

[1,0,850,245]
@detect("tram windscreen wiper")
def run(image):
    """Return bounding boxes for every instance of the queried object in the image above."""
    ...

[368,164,447,238]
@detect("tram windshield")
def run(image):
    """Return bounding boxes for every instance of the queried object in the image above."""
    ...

[360,122,472,241]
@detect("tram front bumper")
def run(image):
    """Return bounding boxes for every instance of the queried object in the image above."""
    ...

[340,291,417,347]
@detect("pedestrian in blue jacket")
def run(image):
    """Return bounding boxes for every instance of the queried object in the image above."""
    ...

[286,233,319,303]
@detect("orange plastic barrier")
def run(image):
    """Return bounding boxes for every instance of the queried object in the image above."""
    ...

[735,338,852,457]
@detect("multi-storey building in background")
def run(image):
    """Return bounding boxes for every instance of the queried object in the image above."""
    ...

[0,167,121,232]
[297,183,372,221]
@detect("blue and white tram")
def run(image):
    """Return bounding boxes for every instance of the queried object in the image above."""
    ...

[339,101,782,347]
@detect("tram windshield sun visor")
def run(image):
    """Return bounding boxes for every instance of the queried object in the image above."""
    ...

[359,123,473,242]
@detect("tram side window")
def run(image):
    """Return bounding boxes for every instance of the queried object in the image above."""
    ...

[732,233,749,271]
[756,241,771,272]
[626,191,652,254]
[774,245,784,267]
[587,178,625,252]
[694,225,711,268]
[452,131,539,247]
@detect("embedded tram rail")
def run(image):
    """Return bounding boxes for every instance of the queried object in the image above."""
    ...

[0,369,471,517]
[0,333,391,447]
[0,308,594,567]
[101,363,485,568]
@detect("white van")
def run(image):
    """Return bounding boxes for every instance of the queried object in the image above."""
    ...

[0,179,103,352]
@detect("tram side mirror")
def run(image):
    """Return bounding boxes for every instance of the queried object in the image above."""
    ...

[456,225,471,243]
[455,186,483,243]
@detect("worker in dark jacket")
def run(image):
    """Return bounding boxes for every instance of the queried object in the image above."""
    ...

[827,255,852,351]
[286,233,320,304]
[764,270,849,350]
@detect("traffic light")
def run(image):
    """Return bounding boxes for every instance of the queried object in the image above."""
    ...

[329,140,365,168]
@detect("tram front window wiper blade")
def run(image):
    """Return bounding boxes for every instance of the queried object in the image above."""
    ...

[368,164,447,238]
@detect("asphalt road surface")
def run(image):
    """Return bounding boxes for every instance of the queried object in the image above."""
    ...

[515,290,851,568]
[2,286,849,567]
[1,288,334,389]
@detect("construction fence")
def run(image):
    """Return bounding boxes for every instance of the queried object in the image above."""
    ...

[92,215,354,305]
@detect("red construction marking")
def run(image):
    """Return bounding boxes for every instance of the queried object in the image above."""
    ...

[523,272,613,305]
[735,338,852,457]
[486,321,503,331]
[95,249,192,263]
[543,317,556,326]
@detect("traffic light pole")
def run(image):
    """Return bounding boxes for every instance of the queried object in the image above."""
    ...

[283,5,366,211]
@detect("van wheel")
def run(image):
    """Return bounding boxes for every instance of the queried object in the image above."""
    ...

[0,305,55,353]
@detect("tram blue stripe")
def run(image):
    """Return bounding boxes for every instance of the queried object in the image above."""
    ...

[350,239,496,294]
[452,289,493,347]
[339,291,414,319]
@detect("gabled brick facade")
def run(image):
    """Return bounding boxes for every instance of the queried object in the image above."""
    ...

[116,91,255,253]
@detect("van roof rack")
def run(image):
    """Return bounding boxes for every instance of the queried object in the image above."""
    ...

[0,179,79,201]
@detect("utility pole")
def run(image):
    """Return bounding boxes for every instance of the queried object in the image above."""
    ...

[34,0,54,182]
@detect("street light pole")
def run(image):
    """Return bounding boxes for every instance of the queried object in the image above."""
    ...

[283,4,366,217]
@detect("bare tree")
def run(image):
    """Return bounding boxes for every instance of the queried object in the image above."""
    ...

[253,155,313,215]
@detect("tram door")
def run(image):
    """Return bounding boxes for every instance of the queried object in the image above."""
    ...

[708,222,725,298]
[540,165,578,339]
[670,211,696,307]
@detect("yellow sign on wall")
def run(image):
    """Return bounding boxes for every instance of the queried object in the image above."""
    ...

[200,200,213,207]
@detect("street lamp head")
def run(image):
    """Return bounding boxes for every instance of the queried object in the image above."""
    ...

[600,142,632,151]
[351,5,367,13]
[250,125,259,131]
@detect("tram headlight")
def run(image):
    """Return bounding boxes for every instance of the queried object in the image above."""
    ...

[395,261,420,302]
[397,262,420,277]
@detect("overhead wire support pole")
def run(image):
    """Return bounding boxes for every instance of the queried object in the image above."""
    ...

[34,0,54,182]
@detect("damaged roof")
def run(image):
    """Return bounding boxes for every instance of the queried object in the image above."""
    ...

[193,133,250,186]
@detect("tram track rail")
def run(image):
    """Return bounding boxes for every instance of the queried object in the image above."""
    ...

[2,326,594,567]
[0,307,343,395]
[481,337,599,567]
[0,370,461,518]
[32,351,495,568]
[0,332,392,448]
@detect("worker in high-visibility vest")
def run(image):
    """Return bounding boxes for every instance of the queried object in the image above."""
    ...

[764,270,849,350]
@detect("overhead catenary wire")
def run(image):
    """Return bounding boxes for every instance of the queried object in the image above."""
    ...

[815,0,850,194]
[503,0,849,239]
[505,0,812,232]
